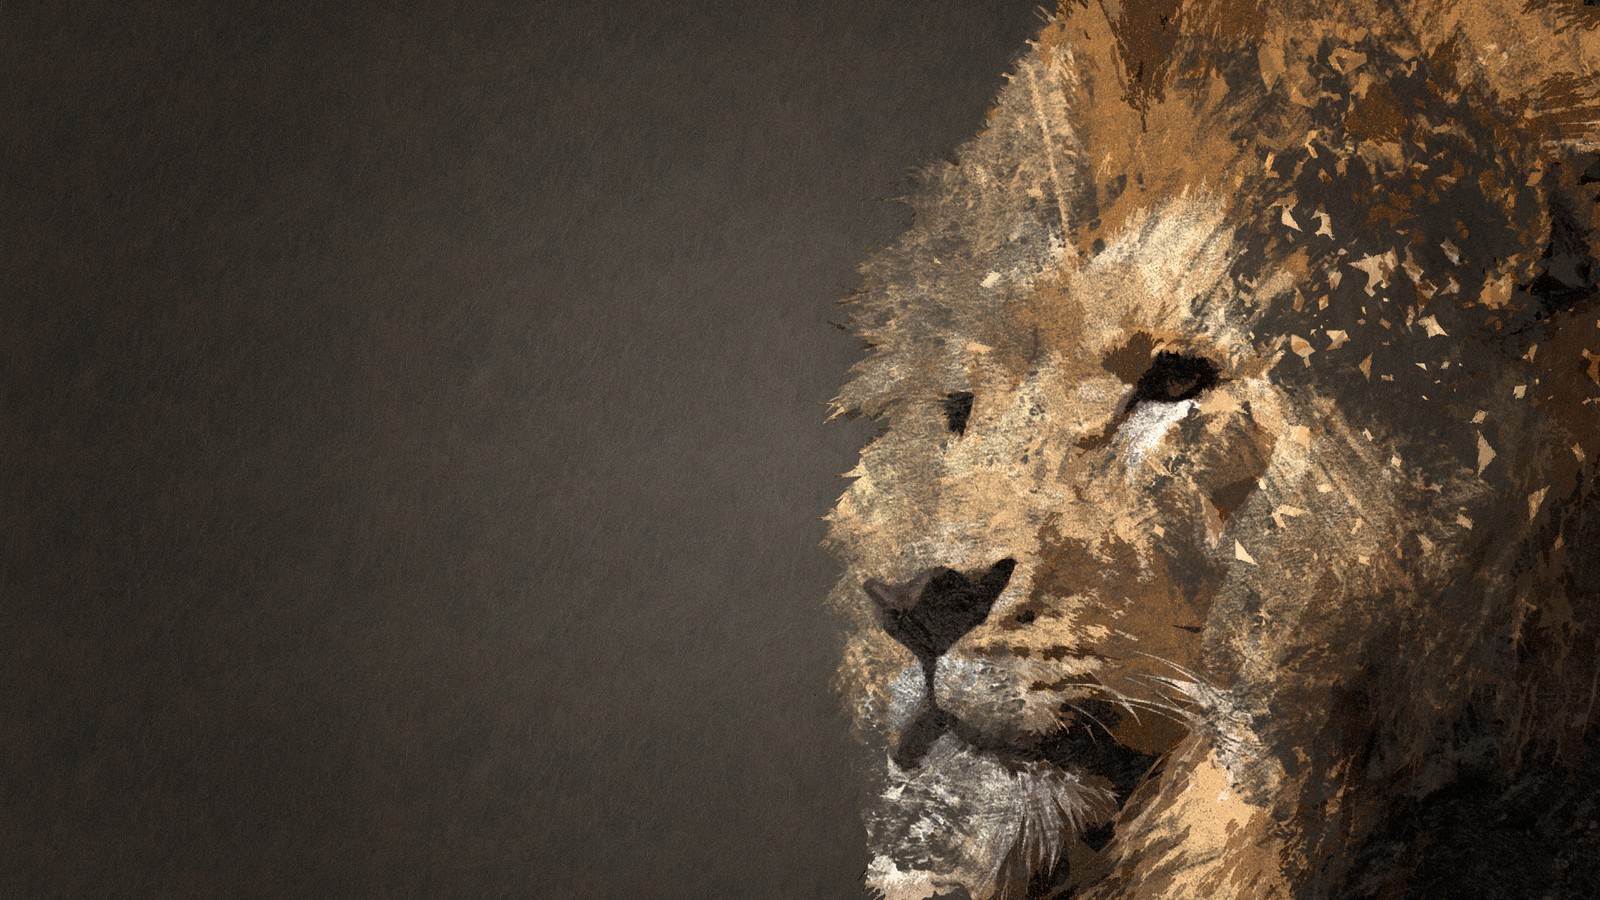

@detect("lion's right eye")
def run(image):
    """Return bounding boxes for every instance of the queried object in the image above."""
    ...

[942,391,974,435]
[1130,352,1220,407]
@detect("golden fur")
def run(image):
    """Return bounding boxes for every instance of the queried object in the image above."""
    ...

[826,2,1600,897]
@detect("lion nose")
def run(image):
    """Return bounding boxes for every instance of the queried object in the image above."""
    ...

[864,558,1016,664]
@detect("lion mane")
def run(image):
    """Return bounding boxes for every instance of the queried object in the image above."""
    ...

[825,1,1600,897]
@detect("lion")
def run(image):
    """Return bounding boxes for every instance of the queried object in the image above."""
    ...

[823,1,1600,897]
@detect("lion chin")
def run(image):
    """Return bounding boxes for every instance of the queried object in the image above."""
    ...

[829,0,1600,898]
[863,732,1280,900]
[864,650,1272,900]
[864,733,1116,900]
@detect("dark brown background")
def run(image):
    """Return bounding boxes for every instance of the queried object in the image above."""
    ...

[2,1,1041,897]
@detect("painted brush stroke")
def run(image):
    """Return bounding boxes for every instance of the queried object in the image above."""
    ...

[825,1,1600,897]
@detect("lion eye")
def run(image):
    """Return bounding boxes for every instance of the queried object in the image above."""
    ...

[1130,351,1220,406]
[942,391,974,435]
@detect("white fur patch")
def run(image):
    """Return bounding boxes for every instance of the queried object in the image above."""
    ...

[865,858,939,900]
[887,665,930,733]
[866,734,1118,900]
[1118,399,1197,472]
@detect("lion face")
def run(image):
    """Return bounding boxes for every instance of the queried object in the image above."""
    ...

[826,2,1600,898]
[837,192,1281,750]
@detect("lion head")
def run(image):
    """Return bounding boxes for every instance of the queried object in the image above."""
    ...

[824,2,1600,897]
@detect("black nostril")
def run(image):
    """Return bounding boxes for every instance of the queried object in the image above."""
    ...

[866,558,1017,664]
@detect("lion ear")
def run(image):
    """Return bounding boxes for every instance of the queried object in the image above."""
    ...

[1400,0,1600,472]
[1088,0,1187,113]
[1530,292,1600,464]
[1034,1,1161,110]
[1523,142,1600,471]
[1410,0,1600,152]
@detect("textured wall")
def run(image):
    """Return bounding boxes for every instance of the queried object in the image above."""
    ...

[1,1,1041,897]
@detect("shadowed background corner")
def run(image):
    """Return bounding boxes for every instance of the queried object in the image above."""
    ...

[1,1,1041,896]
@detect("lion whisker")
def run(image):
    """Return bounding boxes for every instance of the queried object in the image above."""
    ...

[1065,702,1115,740]
[1068,681,1198,727]
[1114,696,1198,726]
[1130,651,1219,690]
[1126,674,1214,715]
